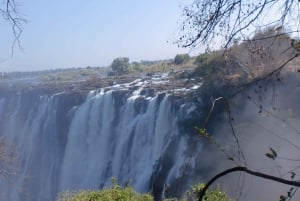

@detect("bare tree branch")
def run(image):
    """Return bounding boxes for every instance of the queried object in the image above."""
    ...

[198,166,300,201]
[179,0,300,48]
[0,0,26,55]
[203,97,247,165]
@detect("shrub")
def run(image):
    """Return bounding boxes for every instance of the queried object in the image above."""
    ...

[194,52,227,84]
[111,57,130,75]
[57,180,153,201]
[182,183,232,201]
[174,54,190,65]
[57,181,231,201]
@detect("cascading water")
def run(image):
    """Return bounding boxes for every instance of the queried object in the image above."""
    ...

[0,78,203,201]
[0,93,66,201]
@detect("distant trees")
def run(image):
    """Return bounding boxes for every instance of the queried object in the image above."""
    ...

[111,57,130,75]
[174,54,190,65]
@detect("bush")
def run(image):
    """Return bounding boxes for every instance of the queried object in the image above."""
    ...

[181,183,232,201]
[107,71,118,76]
[57,180,153,201]
[194,52,227,83]
[57,180,231,201]
[111,57,130,75]
[174,54,190,65]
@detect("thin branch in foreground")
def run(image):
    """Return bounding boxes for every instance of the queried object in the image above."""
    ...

[0,0,27,55]
[179,0,299,48]
[203,97,246,165]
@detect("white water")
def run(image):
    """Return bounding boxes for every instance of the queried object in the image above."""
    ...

[0,88,198,201]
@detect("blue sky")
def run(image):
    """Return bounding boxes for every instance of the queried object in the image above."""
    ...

[0,0,195,72]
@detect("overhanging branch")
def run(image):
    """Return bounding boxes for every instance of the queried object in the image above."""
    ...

[1,0,26,55]
[198,166,300,201]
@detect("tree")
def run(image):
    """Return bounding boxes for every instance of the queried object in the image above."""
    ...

[111,57,130,75]
[178,1,300,201]
[0,0,26,52]
[178,0,300,49]
[174,53,190,65]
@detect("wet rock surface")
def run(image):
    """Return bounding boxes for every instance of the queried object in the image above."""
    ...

[0,72,202,98]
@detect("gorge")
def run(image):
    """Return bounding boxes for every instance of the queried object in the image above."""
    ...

[0,68,300,201]
[0,73,206,201]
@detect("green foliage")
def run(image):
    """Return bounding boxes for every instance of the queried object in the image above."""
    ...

[195,127,211,139]
[193,52,229,99]
[193,28,295,93]
[182,183,232,201]
[195,127,235,162]
[194,52,226,80]
[174,54,190,65]
[111,57,130,75]
[57,179,232,201]
[130,62,144,73]
[57,179,153,201]
[193,51,249,100]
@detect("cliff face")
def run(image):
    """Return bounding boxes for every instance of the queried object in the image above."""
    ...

[1,70,299,201]
[203,72,300,201]
[0,89,85,201]
[0,74,206,201]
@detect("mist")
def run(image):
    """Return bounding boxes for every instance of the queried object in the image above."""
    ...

[205,72,300,201]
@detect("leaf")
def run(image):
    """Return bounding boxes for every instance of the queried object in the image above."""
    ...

[227,156,234,161]
[195,127,209,138]
[270,147,277,158]
[289,172,296,179]
[288,187,294,198]
[279,195,286,201]
[265,152,275,160]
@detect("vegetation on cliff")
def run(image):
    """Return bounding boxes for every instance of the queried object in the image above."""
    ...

[58,181,232,201]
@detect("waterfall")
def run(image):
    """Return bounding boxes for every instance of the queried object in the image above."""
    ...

[0,94,63,201]
[0,86,202,201]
